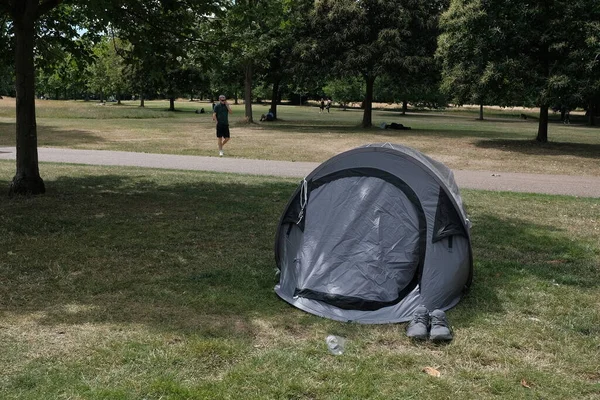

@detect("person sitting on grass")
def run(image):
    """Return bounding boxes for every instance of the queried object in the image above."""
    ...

[260,109,275,122]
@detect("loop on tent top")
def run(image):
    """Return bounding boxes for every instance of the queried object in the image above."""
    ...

[366,142,394,149]
[297,178,308,224]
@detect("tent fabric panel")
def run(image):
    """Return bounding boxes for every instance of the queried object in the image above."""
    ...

[276,284,424,323]
[274,144,471,269]
[419,235,471,310]
[294,176,421,306]
[362,143,465,214]
[275,284,463,324]
[277,224,303,297]
[293,285,416,311]
[295,144,466,225]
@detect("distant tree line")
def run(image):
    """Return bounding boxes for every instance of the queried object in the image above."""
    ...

[0,0,599,194]
[437,0,600,141]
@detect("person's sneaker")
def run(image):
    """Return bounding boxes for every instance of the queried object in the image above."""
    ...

[429,309,453,342]
[219,150,224,157]
[406,305,430,340]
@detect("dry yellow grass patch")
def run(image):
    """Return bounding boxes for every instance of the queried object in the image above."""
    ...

[1,309,148,370]
[2,99,599,177]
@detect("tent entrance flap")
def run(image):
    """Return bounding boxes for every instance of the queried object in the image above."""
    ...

[291,174,425,311]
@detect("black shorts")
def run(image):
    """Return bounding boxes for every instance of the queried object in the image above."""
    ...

[216,123,230,138]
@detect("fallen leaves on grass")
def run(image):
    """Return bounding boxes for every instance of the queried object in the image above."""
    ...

[521,379,533,389]
[422,367,441,378]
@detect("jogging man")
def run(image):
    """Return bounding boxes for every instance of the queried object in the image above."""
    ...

[212,94,232,156]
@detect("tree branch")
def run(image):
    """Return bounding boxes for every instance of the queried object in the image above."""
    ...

[121,6,218,47]
[37,0,63,18]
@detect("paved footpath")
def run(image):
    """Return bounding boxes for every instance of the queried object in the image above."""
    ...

[1,147,599,198]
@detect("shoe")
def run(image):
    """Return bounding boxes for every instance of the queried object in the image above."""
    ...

[406,305,429,340]
[429,309,453,342]
[219,150,224,157]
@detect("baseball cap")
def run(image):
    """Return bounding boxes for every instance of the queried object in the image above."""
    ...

[219,95,226,100]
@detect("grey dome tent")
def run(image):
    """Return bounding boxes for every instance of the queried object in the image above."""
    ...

[274,143,473,324]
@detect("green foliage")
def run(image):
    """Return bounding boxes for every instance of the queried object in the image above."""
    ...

[437,0,523,107]
[375,73,447,109]
[33,4,97,75]
[0,15,13,96]
[439,0,600,112]
[85,37,130,102]
[213,0,306,119]
[259,0,314,114]
[308,0,447,126]
[323,76,364,108]
[76,0,222,107]
[0,66,12,96]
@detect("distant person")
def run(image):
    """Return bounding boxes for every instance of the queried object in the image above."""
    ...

[382,122,411,130]
[212,94,232,157]
[260,109,274,121]
[319,98,325,113]
[564,107,571,124]
[326,98,332,113]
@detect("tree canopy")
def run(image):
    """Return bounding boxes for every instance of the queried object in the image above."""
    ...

[438,0,600,141]
[1,0,599,194]
[307,0,446,127]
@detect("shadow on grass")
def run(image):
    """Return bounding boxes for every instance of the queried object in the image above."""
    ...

[455,211,599,328]
[0,172,597,335]
[133,103,210,115]
[0,121,16,145]
[38,125,110,146]
[0,173,296,337]
[1,122,109,147]
[255,114,542,139]
[253,121,528,139]
[370,126,531,140]
[473,213,598,287]
[475,139,600,160]
[376,110,529,122]
[256,122,367,133]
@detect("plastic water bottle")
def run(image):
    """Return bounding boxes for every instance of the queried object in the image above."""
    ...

[326,335,346,355]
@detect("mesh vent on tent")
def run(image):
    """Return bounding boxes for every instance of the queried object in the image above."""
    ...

[432,187,466,243]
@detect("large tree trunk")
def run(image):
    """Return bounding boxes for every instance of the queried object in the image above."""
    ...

[139,94,145,107]
[402,100,408,115]
[536,104,549,143]
[169,97,175,111]
[589,100,597,126]
[478,104,484,120]
[361,75,375,128]
[244,63,253,123]
[10,15,45,195]
[269,79,280,119]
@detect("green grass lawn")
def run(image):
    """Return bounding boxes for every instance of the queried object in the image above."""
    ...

[1,161,599,399]
[1,98,599,176]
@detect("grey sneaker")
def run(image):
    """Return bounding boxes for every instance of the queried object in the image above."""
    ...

[406,305,430,340]
[429,309,453,342]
